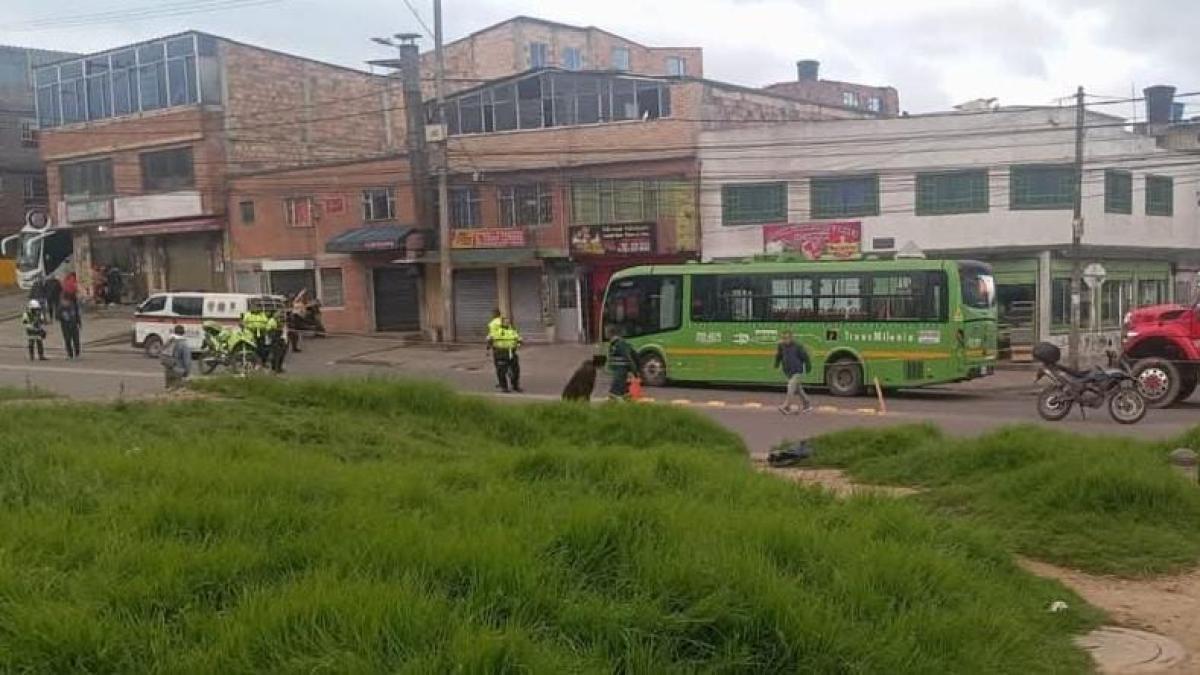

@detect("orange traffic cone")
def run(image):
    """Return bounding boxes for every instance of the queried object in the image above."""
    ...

[628,375,644,401]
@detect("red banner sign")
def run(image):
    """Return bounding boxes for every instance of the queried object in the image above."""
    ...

[762,221,862,260]
[570,223,655,256]
[451,228,527,249]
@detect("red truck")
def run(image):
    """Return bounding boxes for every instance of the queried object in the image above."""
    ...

[1122,302,1200,407]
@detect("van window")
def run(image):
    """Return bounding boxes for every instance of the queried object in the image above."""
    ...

[139,295,166,313]
[172,296,203,317]
[217,301,227,313]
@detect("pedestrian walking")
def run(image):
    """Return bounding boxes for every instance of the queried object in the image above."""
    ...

[774,331,813,415]
[21,300,47,361]
[59,297,83,359]
[62,272,79,303]
[487,317,522,393]
[161,324,192,389]
[606,328,641,400]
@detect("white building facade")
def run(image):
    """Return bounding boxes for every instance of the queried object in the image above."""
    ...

[699,108,1200,358]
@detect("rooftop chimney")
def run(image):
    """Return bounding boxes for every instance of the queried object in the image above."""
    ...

[796,60,819,81]
[1144,85,1176,125]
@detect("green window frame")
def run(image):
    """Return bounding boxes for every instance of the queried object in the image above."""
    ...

[721,182,787,225]
[915,170,988,215]
[1146,175,1173,216]
[810,175,879,219]
[1104,170,1132,214]
[1010,164,1074,210]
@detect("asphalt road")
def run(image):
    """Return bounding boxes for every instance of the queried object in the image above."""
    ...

[0,334,1196,455]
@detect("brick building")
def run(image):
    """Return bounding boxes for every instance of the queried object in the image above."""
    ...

[35,31,406,300]
[764,60,899,116]
[0,46,77,236]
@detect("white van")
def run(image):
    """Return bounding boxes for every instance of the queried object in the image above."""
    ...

[133,292,286,357]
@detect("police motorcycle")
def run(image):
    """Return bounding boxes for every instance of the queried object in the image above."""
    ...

[1033,341,1146,424]
[199,321,260,375]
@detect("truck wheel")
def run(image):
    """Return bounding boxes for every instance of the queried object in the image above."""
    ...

[826,357,864,397]
[1131,358,1180,409]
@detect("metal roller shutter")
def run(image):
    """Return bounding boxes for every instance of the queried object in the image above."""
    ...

[373,268,421,331]
[165,234,215,291]
[454,269,497,341]
[509,267,545,342]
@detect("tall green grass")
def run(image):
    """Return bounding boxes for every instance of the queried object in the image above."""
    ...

[0,379,1098,673]
[808,424,1200,576]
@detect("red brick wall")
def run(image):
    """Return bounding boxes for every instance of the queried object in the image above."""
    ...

[763,80,899,116]
[227,156,418,332]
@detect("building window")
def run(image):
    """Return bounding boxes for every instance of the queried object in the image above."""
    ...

[1010,164,1074,210]
[1104,169,1132,214]
[915,170,988,215]
[721,183,787,225]
[140,146,194,192]
[842,91,859,107]
[1051,278,1092,330]
[571,179,688,225]
[1146,175,1174,216]
[450,186,482,228]
[1139,279,1167,306]
[529,42,549,68]
[23,176,47,205]
[60,158,114,200]
[865,96,882,113]
[239,200,255,224]
[20,119,36,147]
[563,47,583,71]
[666,57,686,77]
[165,36,198,107]
[319,267,344,308]
[498,184,553,227]
[284,197,313,227]
[1100,280,1132,329]
[445,72,671,136]
[811,175,880,219]
[612,47,631,71]
[362,187,396,221]
[137,42,168,111]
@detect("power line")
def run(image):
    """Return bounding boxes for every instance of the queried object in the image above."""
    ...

[1,0,284,32]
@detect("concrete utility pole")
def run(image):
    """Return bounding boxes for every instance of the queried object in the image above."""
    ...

[1069,86,1085,368]
[434,0,454,342]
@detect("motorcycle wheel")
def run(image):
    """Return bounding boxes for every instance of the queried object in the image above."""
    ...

[1036,386,1073,421]
[201,355,221,375]
[231,348,258,376]
[1108,386,1147,425]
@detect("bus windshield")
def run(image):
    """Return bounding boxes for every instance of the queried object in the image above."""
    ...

[16,234,41,270]
[603,275,682,338]
[959,263,995,310]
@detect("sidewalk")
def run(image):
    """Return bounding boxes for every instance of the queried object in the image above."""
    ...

[0,305,132,351]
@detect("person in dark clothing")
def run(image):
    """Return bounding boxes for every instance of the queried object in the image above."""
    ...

[487,317,522,392]
[59,298,83,359]
[43,277,61,321]
[606,329,641,400]
[21,300,47,361]
[267,312,289,373]
[774,331,813,414]
[105,266,123,305]
[562,354,607,402]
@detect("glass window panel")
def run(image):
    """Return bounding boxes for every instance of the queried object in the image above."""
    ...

[1010,165,1074,210]
[1104,170,1133,214]
[491,84,516,131]
[138,62,167,110]
[577,77,600,124]
[166,36,195,57]
[458,94,482,134]
[811,175,879,219]
[517,75,542,129]
[612,78,636,120]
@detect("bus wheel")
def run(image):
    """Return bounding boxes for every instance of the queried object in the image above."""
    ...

[640,353,667,387]
[143,335,163,359]
[826,358,863,397]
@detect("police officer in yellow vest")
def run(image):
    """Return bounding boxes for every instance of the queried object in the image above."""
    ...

[241,306,272,363]
[487,316,522,393]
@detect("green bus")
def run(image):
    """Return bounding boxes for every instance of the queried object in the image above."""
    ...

[601,258,997,395]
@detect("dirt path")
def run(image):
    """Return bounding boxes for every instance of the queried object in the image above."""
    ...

[1021,559,1200,674]
[755,464,919,498]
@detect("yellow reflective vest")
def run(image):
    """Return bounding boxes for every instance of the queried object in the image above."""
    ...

[492,327,521,350]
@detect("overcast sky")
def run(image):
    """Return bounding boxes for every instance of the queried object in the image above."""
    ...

[2,0,1196,116]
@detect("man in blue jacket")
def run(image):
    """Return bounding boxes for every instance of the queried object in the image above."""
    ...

[774,331,813,415]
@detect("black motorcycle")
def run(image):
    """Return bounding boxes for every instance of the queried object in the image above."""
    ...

[1033,342,1146,424]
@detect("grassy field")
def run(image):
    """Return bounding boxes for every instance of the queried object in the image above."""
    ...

[808,424,1200,576]
[0,378,1100,673]
[0,383,55,401]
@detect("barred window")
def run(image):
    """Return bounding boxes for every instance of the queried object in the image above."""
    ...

[916,170,988,215]
[811,175,879,219]
[1011,164,1074,210]
[721,183,787,225]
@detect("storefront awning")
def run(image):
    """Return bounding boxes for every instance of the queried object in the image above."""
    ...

[326,225,413,253]
[99,217,223,238]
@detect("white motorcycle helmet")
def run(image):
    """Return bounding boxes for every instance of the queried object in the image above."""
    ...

[27,299,40,310]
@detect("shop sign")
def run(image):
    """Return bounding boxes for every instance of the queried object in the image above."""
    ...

[763,221,861,260]
[451,228,527,249]
[570,223,655,256]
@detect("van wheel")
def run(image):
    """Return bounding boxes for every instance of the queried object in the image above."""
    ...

[1131,358,1180,408]
[826,357,863,397]
[143,335,163,359]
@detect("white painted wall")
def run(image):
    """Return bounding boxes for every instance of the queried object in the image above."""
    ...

[699,108,1200,260]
